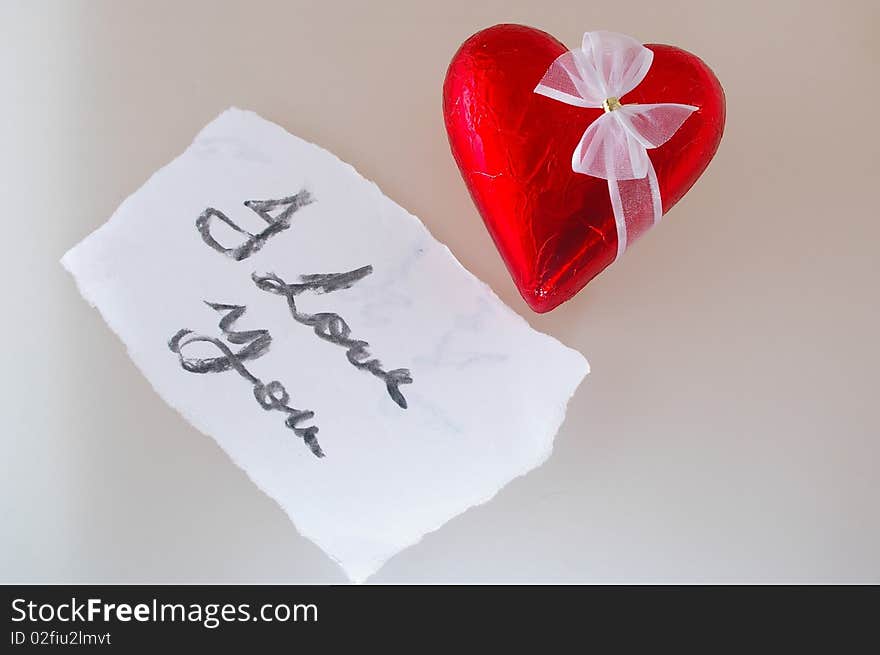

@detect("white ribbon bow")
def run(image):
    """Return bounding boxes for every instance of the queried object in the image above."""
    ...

[535,31,696,259]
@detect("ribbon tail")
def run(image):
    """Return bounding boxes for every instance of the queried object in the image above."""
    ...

[647,159,662,226]
[607,158,663,261]
[607,178,628,261]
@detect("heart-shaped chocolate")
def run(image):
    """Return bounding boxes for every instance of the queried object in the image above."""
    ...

[443,24,725,312]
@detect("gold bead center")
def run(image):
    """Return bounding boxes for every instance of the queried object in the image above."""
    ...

[603,97,622,113]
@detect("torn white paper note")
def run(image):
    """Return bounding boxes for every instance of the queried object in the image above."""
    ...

[61,108,588,581]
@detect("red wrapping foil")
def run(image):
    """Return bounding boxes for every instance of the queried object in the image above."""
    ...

[443,24,726,313]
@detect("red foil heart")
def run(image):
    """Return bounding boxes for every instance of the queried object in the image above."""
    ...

[443,24,726,313]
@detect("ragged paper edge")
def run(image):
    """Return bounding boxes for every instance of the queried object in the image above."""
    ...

[357,360,586,582]
[60,107,589,582]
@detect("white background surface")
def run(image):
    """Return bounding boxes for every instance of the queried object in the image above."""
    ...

[2,0,878,582]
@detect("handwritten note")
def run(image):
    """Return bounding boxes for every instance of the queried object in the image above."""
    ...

[61,109,588,581]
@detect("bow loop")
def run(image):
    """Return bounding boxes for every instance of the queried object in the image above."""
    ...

[533,49,603,107]
[616,103,697,149]
[572,112,652,180]
[581,31,653,99]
